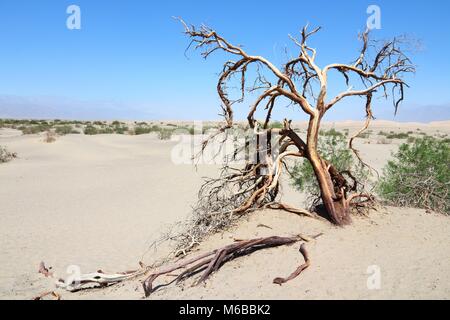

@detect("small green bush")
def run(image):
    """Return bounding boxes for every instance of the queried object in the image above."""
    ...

[84,125,99,135]
[386,132,409,139]
[269,121,283,129]
[319,128,344,138]
[134,126,153,135]
[291,130,370,207]
[55,125,78,135]
[378,137,449,214]
[113,125,129,134]
[19,124,51,134]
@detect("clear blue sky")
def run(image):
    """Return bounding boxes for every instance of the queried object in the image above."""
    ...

[0,0,449,121]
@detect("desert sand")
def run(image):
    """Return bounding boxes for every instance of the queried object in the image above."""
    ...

[0,120,449,300]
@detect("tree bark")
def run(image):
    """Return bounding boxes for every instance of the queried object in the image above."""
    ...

[306,115,351,226]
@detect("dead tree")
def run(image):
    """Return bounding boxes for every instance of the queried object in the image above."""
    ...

[179,19,414,226]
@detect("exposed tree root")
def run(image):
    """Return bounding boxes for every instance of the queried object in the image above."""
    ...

[273,243,310,285]
[38,233,322,298]
[142,235,302,297]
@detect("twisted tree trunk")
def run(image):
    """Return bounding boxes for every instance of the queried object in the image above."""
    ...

[307,115,351,225]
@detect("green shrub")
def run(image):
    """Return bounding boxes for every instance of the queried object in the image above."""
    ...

[291,131,369,207]
[319,128,345,138]
[378,137,449,214]
[113,125,129,134]
[99,127,114,134]
[386,132,409,139]
[134,126,153,135]
[55,125,78,135]
[269,121,283,129]
[357,132,371,139]
[134,125,161,135]
[84,125,99,135]
[19,124,51,134]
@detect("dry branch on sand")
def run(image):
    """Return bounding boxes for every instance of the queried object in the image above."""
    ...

[273,243,310,285]
[142,235,313,297]
[40,235,319,298]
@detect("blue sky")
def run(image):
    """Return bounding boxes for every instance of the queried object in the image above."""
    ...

[0,0,449,121]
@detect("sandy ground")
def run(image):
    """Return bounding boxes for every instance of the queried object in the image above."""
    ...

[0,120,449,300]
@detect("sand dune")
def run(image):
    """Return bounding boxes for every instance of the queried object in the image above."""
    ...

[0,122,448,300]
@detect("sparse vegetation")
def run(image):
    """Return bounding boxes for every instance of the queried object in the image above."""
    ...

[0,146,17,163]
[83,125,99,135]
[158,128,174,140]
[269,121,283,129]
[386,132,409,139]
[378,137,449,215]
[376,137,392,144]
[55,125,79,135]
[43,130,57,143]
[291,129,370,209]
[319,128,344,138]
[0,119,218,140]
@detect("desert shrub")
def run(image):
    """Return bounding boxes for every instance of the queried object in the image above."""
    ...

[134,124,161,135]
[55,125,78,135]
[43,130,57,143]
[0,146,17,163]
[269,121,283,129]
[378,137,449,214]
[113,125,129,134]
[319,128,344,138]
[19,124,51,135]
[83,125,99,135]
[158,128,174,140]
[134,126,153,135]
[376,137,391,145]
[99,127,114,134]
[291,130,370,208]
[202,125,215,134]
[386,132,409,139]
[357,132,371,139]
